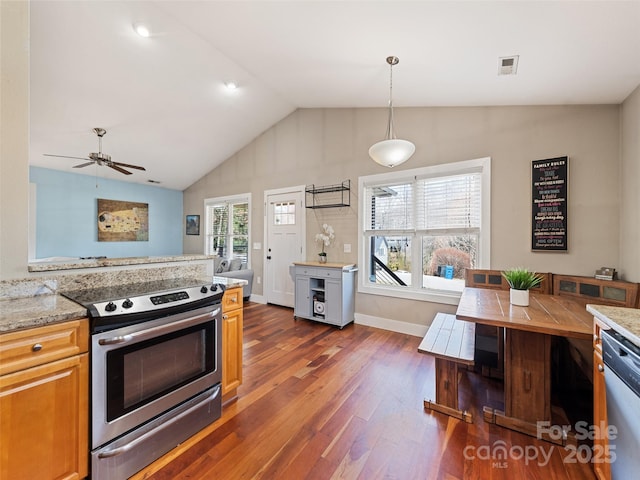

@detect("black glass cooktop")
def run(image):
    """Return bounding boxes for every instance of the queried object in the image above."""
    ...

[62,278,212,306]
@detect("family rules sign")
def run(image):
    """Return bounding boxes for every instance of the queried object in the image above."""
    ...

[531,157,568,251]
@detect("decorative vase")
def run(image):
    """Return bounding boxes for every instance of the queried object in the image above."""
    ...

[510,288,529,307]
[318,254,327,264]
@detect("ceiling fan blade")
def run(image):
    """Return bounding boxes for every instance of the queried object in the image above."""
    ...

[108,164,133,175]
[111,161,146,171]
[73,162,95,168]
[44,153,91,161]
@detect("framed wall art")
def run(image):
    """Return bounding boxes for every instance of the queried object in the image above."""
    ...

[531,156,568,251]
[97,198,149,242]
[186,215,200,235]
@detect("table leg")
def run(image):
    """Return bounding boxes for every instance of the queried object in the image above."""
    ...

[482,329,565,444]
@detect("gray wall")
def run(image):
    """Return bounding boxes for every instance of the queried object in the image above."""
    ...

[184,105,622,327]
[620,84,640,281]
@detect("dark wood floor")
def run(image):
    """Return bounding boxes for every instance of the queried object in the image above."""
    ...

[134,302,596,480]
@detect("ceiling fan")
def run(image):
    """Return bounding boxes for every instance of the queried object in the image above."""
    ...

[44,127,146,175]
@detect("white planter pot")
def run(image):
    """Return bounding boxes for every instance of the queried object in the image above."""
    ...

[510,288,529,307]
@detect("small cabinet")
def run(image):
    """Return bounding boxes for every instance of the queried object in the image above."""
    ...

[0,319,89,480]
[222,286,243,403]
[293,263,357,328]
[593,317,611,480]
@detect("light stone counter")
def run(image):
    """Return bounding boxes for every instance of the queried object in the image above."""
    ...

[28,254,215,272]
[0,294,87,333]
[587,304,640,348]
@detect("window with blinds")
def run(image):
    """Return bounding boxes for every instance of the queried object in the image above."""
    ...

[204,195,249,262]
[359,158,490,300]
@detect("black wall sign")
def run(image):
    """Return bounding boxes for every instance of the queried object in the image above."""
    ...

[531,156,568,251]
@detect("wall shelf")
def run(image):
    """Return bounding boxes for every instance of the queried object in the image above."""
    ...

[305,180,350,209]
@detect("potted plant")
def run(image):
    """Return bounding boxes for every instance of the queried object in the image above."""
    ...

[501,268,544,306]
[315,224,334,263]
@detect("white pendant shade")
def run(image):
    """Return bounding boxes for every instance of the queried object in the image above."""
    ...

[368,138,415,168]
[369,56,415,168]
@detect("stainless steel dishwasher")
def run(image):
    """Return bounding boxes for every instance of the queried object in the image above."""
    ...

[601,328,640,479]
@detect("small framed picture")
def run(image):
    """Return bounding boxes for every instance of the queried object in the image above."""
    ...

[186,215,200,235]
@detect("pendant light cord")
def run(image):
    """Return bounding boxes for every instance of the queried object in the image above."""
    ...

[386,56,399,140]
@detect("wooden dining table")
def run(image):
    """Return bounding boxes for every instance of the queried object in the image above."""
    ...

[455,287,593,443]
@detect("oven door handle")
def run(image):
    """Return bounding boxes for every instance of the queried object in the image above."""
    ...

[97,307,221,346]
[97,384,221,459]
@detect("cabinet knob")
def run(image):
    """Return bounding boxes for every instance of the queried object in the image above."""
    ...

[32,343,43,352]
[223,314,228,320]
[598,364,604,372]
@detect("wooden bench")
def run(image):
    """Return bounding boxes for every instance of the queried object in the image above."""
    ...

[418,312,475,423]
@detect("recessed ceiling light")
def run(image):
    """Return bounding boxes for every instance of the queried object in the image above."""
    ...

[224,82,238,91]
[133,23,151,38]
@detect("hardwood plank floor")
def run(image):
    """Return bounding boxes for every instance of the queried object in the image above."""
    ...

[132,302,596,480]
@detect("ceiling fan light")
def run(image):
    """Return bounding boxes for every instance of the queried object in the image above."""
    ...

[133,23,151,38]
[368,138,415,168]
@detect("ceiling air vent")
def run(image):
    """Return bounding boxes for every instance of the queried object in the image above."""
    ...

[498,55,519,75]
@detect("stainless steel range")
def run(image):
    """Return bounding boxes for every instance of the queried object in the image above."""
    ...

[63,278,225,480]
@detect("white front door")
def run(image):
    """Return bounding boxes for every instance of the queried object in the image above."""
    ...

[264,188,305,307]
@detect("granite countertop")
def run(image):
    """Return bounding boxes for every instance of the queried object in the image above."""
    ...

[0,295,87,333]
[28,254,215,272]
[293,261,357,270]
[587,304,640,348]
[213,276,248,288]
[0,276,249,334]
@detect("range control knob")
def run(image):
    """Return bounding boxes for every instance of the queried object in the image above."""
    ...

[213,283,225,292]
[200,286,209,294]
[105,302,117,312]
[122,299,133,309]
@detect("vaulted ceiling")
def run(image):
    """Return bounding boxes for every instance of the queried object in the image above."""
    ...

[29,1,640,190]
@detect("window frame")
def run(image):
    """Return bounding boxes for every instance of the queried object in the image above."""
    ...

[358,157,491,305]
[203,193,251,266]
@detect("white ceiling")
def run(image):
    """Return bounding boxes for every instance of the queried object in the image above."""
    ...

[29,0,640,190]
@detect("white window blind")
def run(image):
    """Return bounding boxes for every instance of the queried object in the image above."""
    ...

[365,183,414,232]
[204,195,249,261]
[417,173,481,232]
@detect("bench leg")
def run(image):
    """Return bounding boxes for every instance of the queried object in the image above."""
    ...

[424,358,473,423]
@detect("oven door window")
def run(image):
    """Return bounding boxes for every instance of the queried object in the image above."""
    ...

[106,322,215,421]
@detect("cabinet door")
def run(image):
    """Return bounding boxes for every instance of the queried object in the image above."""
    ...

[1,353,89,480]
[295,276,311,319]
[222,306,243,396]
[593,349,611,480]
[325,279,343,325]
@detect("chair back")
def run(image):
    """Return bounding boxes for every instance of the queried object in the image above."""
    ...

[465,269,551,294]
[552,274,639,308]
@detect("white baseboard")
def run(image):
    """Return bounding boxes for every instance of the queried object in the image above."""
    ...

[354,313,428,338]
[248,294,266,304]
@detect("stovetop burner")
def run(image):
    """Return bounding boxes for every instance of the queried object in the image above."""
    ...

[62,278,225,332]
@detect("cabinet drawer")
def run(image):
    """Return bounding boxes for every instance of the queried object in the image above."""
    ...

[316,268,343,279]
[222,287,243,312]
[0,319,88,376]
[296,267,318,277]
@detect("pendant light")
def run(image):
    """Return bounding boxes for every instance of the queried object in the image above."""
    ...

[368,56,415,168]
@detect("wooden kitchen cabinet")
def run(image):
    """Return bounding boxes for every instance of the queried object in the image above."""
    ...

[593,316,611,480]
[221,286,243,402]
[0,319,89,480]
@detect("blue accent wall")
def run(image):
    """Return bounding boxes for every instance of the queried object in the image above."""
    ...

[30,167,183,259]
